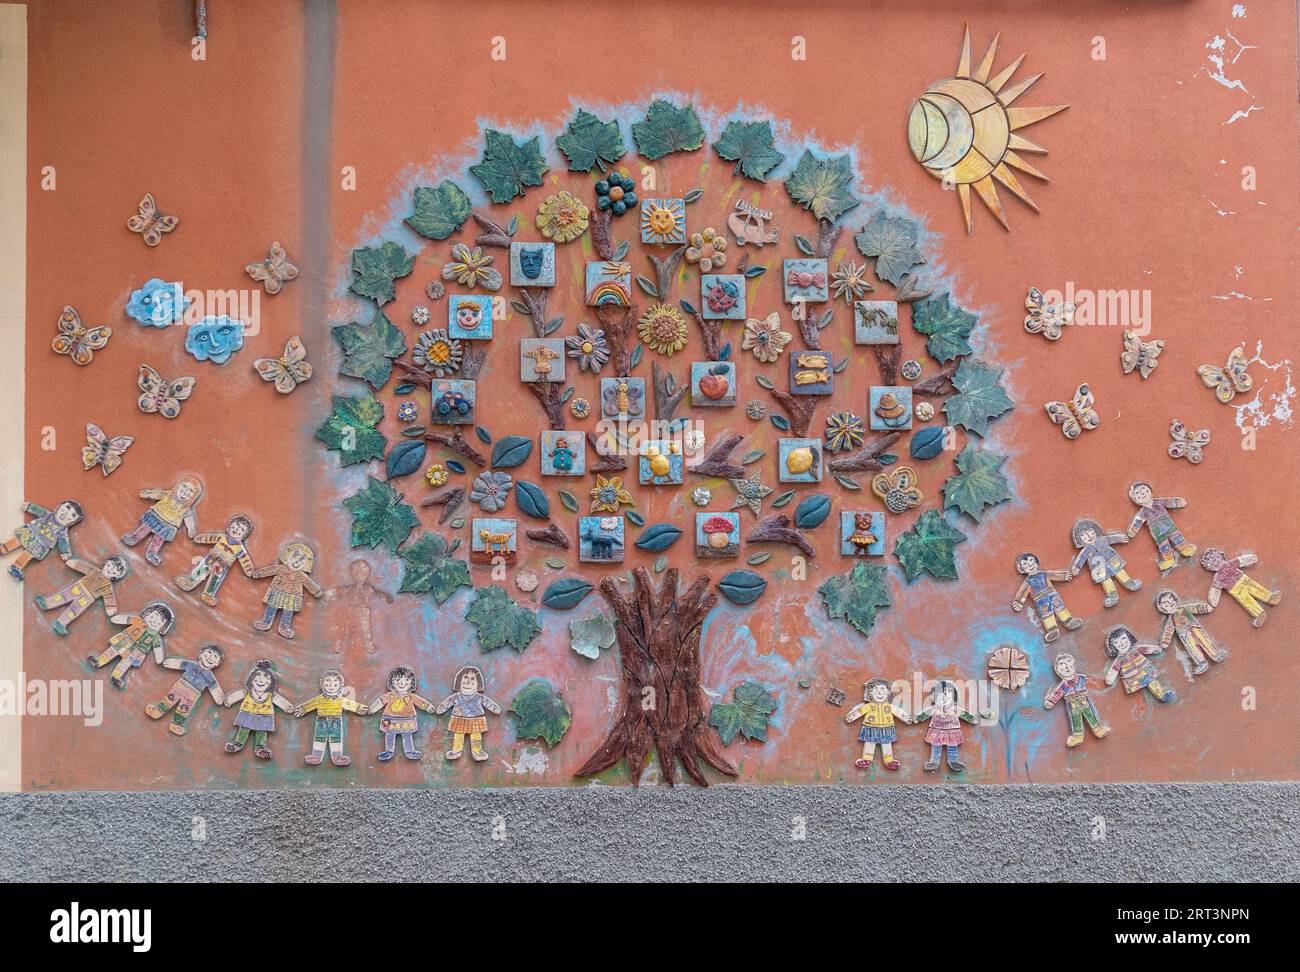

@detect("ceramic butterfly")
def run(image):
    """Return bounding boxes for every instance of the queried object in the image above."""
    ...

[245,241,299,295]
[125,193,179,247]
[1197,346,1253,404]
[1024,287,1076,342]
[137,364,196,419]
[253,336,313,394]
[870,466,924,514]
[51,306,112,365]
[1045,383,1100,439]
[81,423,135,476]
[1120,330,1165,379]
[1167,419,1210,464]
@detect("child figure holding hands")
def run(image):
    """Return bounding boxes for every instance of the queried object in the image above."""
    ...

[844,677,911,771]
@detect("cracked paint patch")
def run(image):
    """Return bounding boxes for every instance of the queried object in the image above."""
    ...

[1195,5,1261,124]
[1233,341,1294,430]
[502,746,550,775]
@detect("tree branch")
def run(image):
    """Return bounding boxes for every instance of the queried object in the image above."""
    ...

[472,211,514,250]
[424,427,486,468]
[895,271,933,303]
[526,381,567,430]
[517,287,551,338]
[590,208,615,261]
[689,433,747,480]
[647,245,687,303]
[525,523,570,549]
[419,486,465,526]
[683,305,723,361]
[595,303,638,377]
[828,432,900,473]
[873,345,902,386]
[816,219,842,260]
[913,362,958,398]
[745,514,815,558]
[769,389,820,438]
[588,430,627,473]
[652,362,688,424]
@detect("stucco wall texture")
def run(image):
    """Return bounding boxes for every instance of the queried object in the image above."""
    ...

[3,783,1298,881]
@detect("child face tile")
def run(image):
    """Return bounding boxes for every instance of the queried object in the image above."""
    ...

[778,437,823,483]
[854,300,900,345]
[790,350,833,395]
[448,294,493,340]
[691,361,736,407]
[510,242,556,287]
[870,385,913,430]
[540,430,585,476]
[695,512,740,559]
[471,517,516,564]
[579,515,625,563]
[783,259,829,304]
[700,274,746,320]
[519,338,566,383]
[430,379,476,425]
[840,511,885,556]
[639,439,684,485]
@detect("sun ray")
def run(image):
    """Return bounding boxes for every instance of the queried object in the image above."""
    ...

[973,33,1001,82]
[991,162,1040,210]
[1008,104,1068,130]
[997,72,1042,106]
[1008,132,1047,154]
[987,54,1025,93]
[1003,150,1048,181]
[971,177,1008,229]
[957,24,972,77]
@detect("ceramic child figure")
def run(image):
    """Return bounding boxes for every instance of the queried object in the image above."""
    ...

[1155,588,1227,676]
[250,540,322,639]
[435,665,502,763]
[1102,625,1175,703]
[1043,653,1111,748]
[1125,481,1196,571]
[175,513,256,607]
[324,558,394,655]
[146,643,225,736]
[1011,552,1083,644]
[1069,517,1141,608]
[35,554,128,635]
[844,677,911,770]
[913,680,978,773]
[224,659,295,760]
[295,669,368,767]
[1200,548,1281,628]
[87,600,175,690]
[122,475,204,566]
[2,498,83,580]
[368,666,437,762]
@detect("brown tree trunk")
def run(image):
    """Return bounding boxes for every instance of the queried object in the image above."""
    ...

[574,568,738,787]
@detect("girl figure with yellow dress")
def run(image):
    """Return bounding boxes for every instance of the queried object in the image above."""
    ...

[844,677,912,771]
[121,475,204,566]
[87,600,174,690]
[435,666,502,763]
[368,666,437,762]
[250,540,322,639]
[223,660,295,760]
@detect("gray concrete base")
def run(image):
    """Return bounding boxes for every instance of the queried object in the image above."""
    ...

[3,782,1296,882]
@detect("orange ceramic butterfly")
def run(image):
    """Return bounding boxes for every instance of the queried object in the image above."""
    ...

[51,306,112,365]
[137,364,196,419]
[253,336,313,394]
[245,241,299,295]
[126,193,179,247]
[82,423,135,476]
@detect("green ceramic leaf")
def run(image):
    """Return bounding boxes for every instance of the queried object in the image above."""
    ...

[469,129,549,203]
[912,293,977,363]
[385,439,427,480]
[709,681,778,745]
[793,493,831,529]
[314,393,387,466]
[349,241,415,305]
[406,181,472,240]
[854,211,923,287]
[509,679,572,747]
[397,531,471,603]
[514,480,549,519]
[630,100,706,160]
[943,359,1015,437]
[555,109,626,173]
[942,443,1014,522]
[541,577,594,610]
[344,476,419,553]
[717,569,768,605]
[465,584,541,653]
[818,562,892,638]
[331,307,406,390]
[784,149,860,223]
[713,120,784,182]
[893,508,967,582]
[491,434,533,469]
[558,489,580,513]
[569,611,616,660]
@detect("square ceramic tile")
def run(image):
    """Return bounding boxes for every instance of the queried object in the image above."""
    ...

[783,258,829,304]
[448,293,493,340]
[599,376,646,419]
[638,439,684,485]
[509,241,556,287]
[869,385,913,431]
[854,300,900,345]
[540,430,586,476]
[840,511,885,556]
[471,517,516,564]
[429,378,476,425]
[585,260,633,307]
[691,361,736,406]
[579,515,625,563]
[639,197,687,245]
[519,338,566,383]
[789,349,833,395]
[778,437,823,483]
[700,274,746,320]
[696,511,740,559]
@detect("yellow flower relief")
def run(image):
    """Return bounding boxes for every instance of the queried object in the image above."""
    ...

[637,303,689,356]
[590,474,633,513]
[425,464,449,487]
[536,190,590,243]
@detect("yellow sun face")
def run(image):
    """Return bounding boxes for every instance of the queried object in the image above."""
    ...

[908,27,1067,233]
